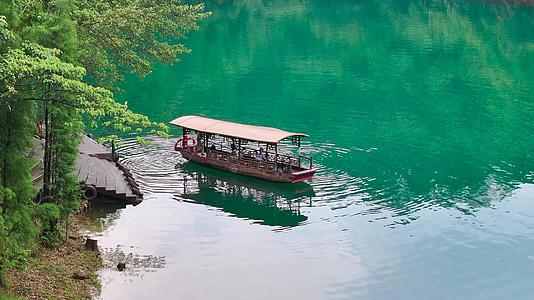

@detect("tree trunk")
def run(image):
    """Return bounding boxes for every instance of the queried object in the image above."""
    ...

[2,107,11,187]
[84,238,99,252]
[43,104,50,198]
[0,271,6,290]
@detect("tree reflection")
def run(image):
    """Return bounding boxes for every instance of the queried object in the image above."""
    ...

[122,0,533,216]
[183,0,533,214]
[79,200,126,233]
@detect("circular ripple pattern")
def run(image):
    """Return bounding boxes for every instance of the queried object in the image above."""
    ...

[117,135,517,224]
[118,137,190,194]
[117,137,387,215]
[117,137,372,201]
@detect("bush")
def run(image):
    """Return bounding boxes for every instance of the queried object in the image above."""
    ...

[33,204,62,248]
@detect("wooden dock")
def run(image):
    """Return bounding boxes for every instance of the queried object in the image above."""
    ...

[31,135,142,205]
[76,135,142,205]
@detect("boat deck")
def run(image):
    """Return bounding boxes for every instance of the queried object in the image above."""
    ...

[180,147,316,183]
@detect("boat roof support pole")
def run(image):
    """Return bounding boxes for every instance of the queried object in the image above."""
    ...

[238,138,241,159]
[205,133,208,153]
[274,143,278,172]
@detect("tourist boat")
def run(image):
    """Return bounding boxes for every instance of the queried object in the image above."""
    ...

[170,115,316,183]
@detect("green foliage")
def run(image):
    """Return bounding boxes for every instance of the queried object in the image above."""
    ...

[33,203,60,225]
[73,0,209,85]
[0,0,208,289]
[33,203,62,247]
[0,15,13,49]
[0,77,37,289]
[0,187,37,287]
[0,291,25,299]
[1,41,167,135]
[135,136,150,146]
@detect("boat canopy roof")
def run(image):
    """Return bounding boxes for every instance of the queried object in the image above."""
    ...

[170,115,308,144]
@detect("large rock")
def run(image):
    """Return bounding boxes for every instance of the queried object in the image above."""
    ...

[117,262,126,271]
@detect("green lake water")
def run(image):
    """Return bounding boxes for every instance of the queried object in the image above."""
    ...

[94,0,534,299]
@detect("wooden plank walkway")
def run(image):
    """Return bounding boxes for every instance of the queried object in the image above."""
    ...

[31,135,142,205]
[76,135,142,204]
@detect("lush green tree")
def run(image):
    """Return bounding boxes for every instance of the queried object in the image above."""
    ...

[73,0,209,86]
[0,101,36,289]
[0,0,208,289]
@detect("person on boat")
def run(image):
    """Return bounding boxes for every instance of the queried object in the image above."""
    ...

[259,147,266,161]
[255,150,263,161]
[196,132,203,152]
[230,142,237,153]
[182,134,189,147]
[210,144,216,151]
[278,163,289,173]
[255,148,267,161]
[283,164,290,173]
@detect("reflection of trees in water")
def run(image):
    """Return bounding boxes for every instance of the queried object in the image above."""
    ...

[190,0,533,213]
[102,247,166,278]
[81,200,126,234]
[177,164,314,227]
[81,200,166,278]
[120,0,534,218]
[361,166,528,214]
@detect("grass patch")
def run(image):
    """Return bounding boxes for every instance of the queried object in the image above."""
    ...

[0,291,25,300]
[5,215,102,300]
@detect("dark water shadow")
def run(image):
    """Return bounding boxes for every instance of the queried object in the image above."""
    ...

[174,163,315,227]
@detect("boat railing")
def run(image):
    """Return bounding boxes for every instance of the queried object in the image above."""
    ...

[192,139,206,153]
[239,156,277,171]
[205,148,312,172]
[297,155,313,169]
[275,153,313,170]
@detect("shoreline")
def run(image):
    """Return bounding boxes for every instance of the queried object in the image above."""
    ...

[5,215,103,300]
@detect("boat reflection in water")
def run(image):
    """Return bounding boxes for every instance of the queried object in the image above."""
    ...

[175,164,315,227]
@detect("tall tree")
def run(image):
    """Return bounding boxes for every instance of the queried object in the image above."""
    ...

[0,0,208,288]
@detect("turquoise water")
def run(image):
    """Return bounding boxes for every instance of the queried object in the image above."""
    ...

[94,1,534,299]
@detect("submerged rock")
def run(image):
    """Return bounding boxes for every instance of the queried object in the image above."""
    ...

[117,262,126,271]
